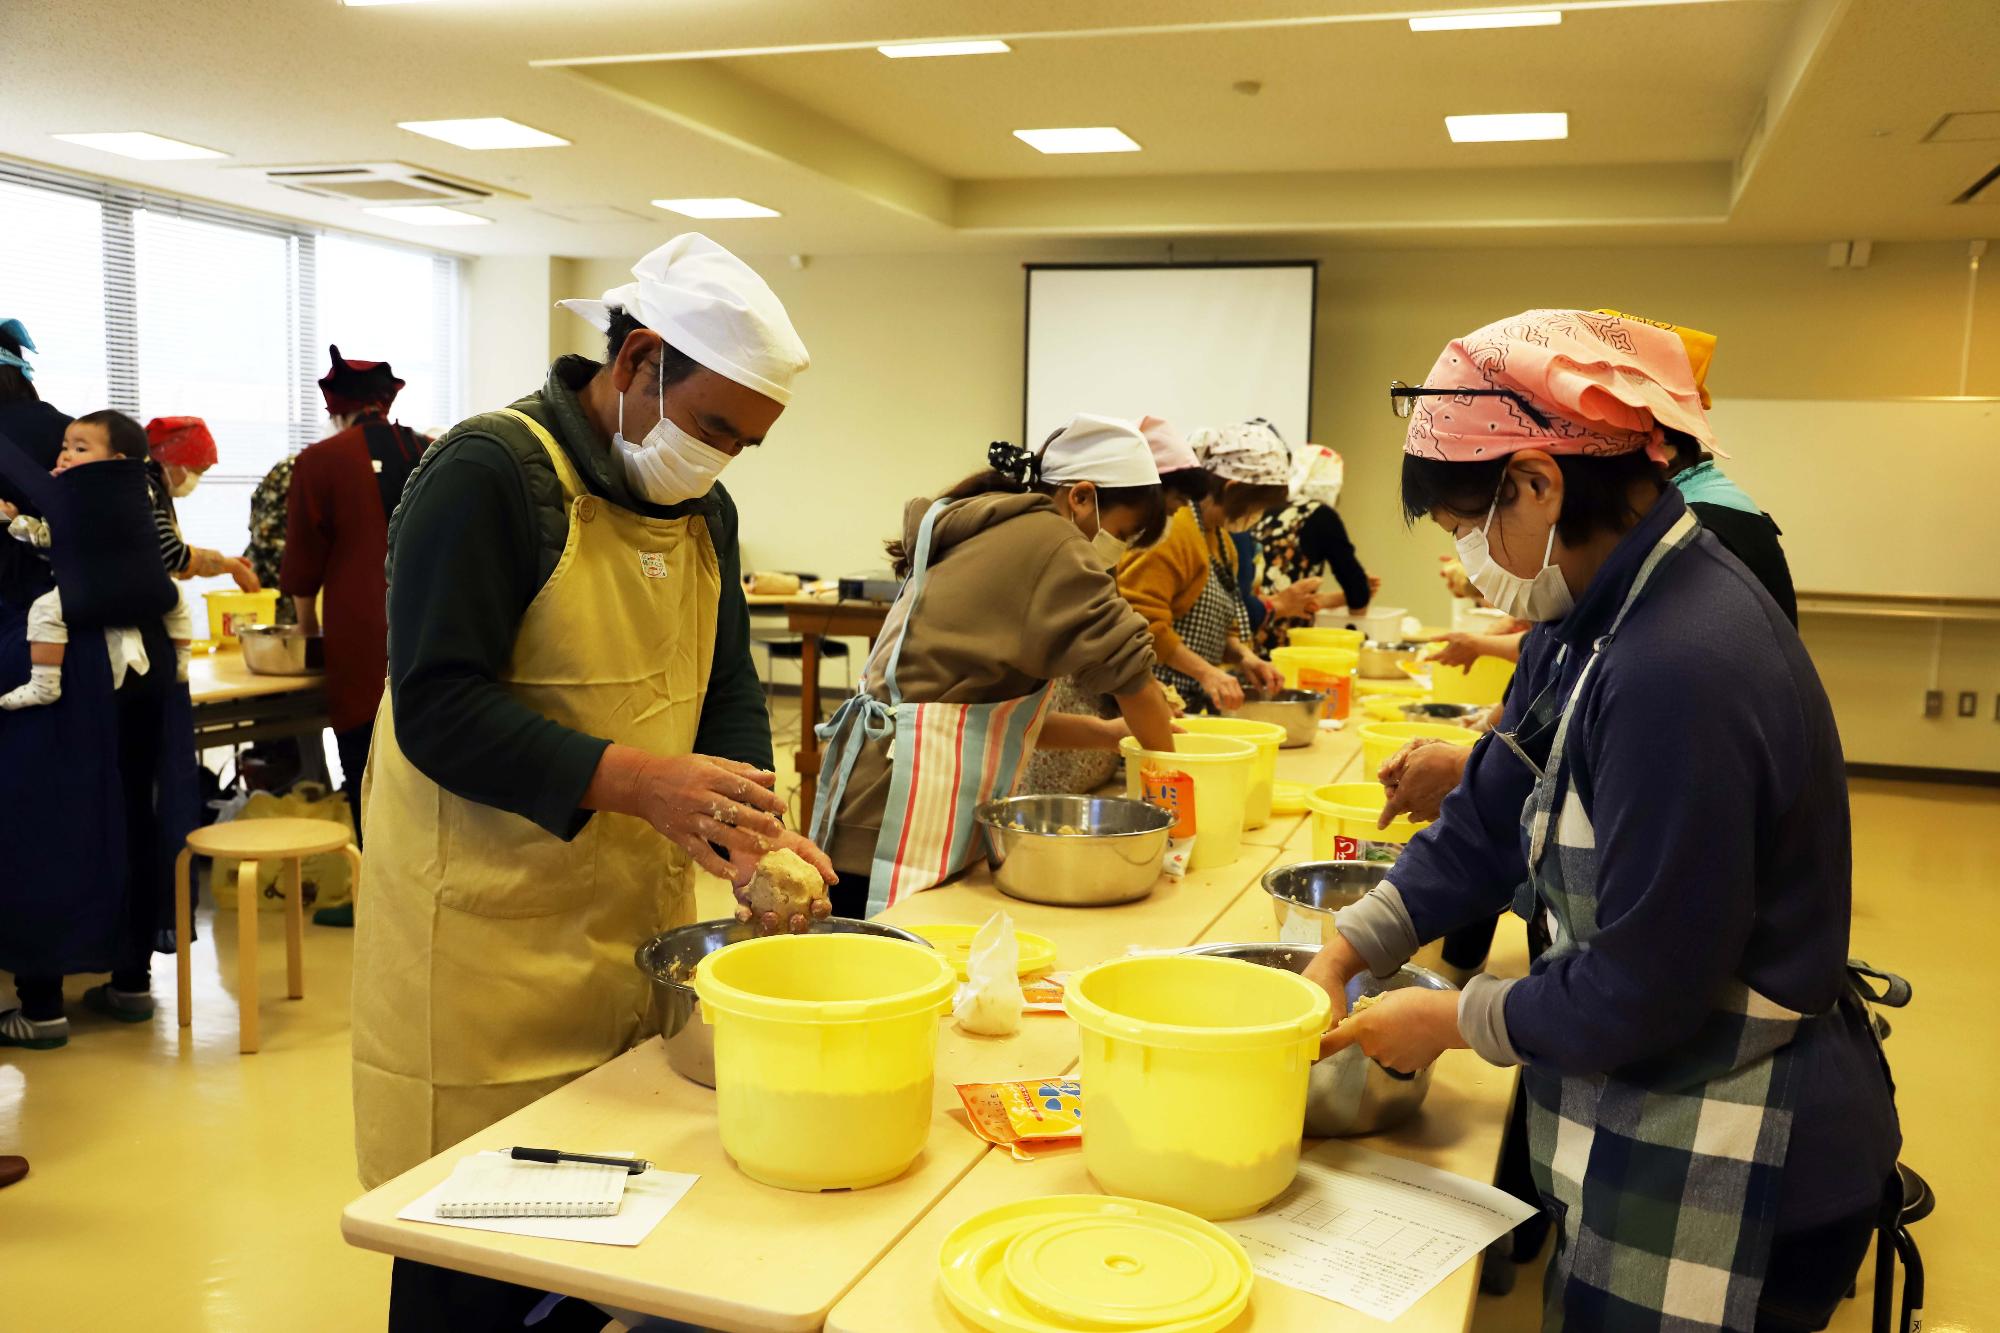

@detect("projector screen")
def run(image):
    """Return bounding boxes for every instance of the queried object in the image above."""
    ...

[1023,262,1317,451]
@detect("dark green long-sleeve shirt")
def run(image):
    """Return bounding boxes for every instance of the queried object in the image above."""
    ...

[384,356,772,839]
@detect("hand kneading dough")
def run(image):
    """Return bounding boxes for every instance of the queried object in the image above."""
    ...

[746,847,827,923]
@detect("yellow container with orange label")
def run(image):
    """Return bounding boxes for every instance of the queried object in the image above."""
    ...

[1118,734,1255,872]
[1270,646,1357,720]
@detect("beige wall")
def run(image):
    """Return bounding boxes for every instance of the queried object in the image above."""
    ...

[529,240,1999,771]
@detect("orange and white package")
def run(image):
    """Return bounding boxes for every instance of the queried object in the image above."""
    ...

[955,1078,1083,1160]
[1020,972,1069,1013]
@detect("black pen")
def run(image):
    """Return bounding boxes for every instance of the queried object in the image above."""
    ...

[509,1146,651,1174]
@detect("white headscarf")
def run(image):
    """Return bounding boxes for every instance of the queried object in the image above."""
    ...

[1290,444,1344,509]
[1189,418,1291,486]
[557,234,809,405]
[1039,413,1160,488]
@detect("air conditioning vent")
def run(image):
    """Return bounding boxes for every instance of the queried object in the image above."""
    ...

[252,161,518,205]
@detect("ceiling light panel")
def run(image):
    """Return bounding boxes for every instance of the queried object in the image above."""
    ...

[397,118,569,150]
[52,132,226,161]
[879,40,1011,58]
[1445,112,1569,142]
[1409,10,1561,32]
[1013,127,1141,155]
[363,204,491,226]
[652,197,781,219]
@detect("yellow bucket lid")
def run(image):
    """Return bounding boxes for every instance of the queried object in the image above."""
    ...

[910,923,1058,980]
[1271,781,1309,816]
[939,1195,1252,1333]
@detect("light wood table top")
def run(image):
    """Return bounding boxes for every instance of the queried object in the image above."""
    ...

[186,649,322,704]
[342,782,1293,1328]
[829,829,1530,1333]
[340,722,1463,1331]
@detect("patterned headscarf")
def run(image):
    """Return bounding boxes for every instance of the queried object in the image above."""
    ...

[1190,418,1291,485]
[1290,444,1344,508]
[1402,309,1718,465]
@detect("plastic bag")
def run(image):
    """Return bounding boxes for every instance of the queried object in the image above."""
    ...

[956,1078,1083,1160]
[953,910,1025,1036]
[210,781,355,912]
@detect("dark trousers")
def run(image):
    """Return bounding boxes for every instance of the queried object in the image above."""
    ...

[14,662,167,1020]
[1441,912,1499,971]
[387,1259,613,1333]
[828,869,871,921]
[334,722,371,847]
[1756,1201,1881,1331]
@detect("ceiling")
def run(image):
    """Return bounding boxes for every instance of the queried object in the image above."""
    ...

[1,0,1995,260]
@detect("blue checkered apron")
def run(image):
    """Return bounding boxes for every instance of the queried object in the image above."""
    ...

[1516,511,1810,1331]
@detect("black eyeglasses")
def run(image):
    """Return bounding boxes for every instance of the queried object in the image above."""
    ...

[1390,379,1552,429]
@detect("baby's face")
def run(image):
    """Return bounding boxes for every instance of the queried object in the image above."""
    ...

[53,422,116,475]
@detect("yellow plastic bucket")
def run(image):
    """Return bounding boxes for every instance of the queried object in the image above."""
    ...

[1305,782,1429,863]
[1359,695,1413,723]
[1355,676,1428,700]
[1269,646,1356,720]
[1066,954,1330,1220]
[1119,733,1255,872]
[204,589,280,645]
[1172,716,1286,829]
[1286,626,1363,653]
[1428,655,1515,706]
[694,933,957,1192]
[1358,721,1480,782]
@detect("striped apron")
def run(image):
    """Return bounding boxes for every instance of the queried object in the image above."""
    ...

[810,499,1053,916]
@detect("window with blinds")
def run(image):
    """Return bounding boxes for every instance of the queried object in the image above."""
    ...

[0,161,464,568]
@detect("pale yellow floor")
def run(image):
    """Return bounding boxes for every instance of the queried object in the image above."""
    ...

[3,758,1992,1332]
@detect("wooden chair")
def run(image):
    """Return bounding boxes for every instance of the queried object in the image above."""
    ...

[175,818,359,1053]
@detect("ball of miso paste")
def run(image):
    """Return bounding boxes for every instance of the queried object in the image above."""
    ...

[746,847,828,925]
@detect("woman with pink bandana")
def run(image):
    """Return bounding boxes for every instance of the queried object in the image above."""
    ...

[1305,310,1898,1332]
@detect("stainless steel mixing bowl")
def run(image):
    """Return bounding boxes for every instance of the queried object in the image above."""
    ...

[1399,701,1489,724]
[975,795,1174,907]
[1185,940,1457,1136]
[635,917,931,1086]
[237,624,324,676]
[1262,860,1395,947]
[1220,688,1325,747]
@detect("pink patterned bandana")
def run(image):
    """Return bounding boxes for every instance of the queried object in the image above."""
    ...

[1402,308,1719,464]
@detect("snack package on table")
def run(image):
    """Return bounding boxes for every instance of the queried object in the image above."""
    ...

[956,1078,1084,1161]
[1019,972,1068,1013]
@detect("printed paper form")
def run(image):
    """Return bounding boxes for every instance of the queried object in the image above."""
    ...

[1222,1140,1537,1321]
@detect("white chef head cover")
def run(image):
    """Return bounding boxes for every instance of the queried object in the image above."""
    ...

[1291,444,1344,508]
[1189,417,1291,486]
[1038,413,1161,488]
[556,233,809,406]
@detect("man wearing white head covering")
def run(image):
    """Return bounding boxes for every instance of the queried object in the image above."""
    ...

[353,235,831,1322]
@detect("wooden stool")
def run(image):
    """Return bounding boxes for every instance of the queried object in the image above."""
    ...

[175,818,359,1053]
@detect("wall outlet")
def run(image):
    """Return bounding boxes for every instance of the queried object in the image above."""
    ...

[1960,691,1980,718]
[1924,690,1943,718]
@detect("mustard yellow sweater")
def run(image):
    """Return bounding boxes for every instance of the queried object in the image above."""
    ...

[1114,505,1238,660]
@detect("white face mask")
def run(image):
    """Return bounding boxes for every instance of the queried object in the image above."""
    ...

[1455,484,1574,622]
[167,468,201,498]
[614,357,731,505]
[1073,489,1129,568]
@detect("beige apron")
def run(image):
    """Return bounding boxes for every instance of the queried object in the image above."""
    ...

[351,409,717,1187]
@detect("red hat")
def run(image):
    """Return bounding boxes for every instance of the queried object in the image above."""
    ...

[319,344,404,417]
[145,416,218,471]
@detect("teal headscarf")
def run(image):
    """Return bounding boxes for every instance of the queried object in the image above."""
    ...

[1673,459,1760,516]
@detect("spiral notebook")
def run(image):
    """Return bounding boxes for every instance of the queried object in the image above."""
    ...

[432,1152,629,1218]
